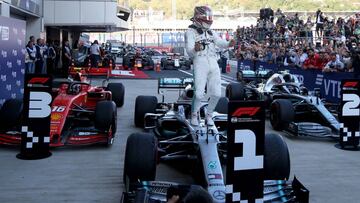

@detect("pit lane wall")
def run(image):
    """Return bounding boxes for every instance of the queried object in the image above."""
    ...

[0,16,26,106]
[236,59,359,103]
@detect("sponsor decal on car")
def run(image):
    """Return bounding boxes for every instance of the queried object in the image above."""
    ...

[213,190,226,201]
[208,173,222,180]
[51,113,62,121]
[207,161,217,170]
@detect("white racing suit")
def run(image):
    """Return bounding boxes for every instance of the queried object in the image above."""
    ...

[185,26,229,115]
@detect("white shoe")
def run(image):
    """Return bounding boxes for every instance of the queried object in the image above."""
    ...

[191,112,199,126]
[206,113,214,126]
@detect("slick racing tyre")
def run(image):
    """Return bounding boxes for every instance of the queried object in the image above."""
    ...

[226,83,245,101]
[107,83,125,107]
[264,133,291,180]
[0,99,23,132]
[215,97,229,114]
[123,133,157,188]
[270,99,295,130]
[134,95,158,128]
[95,101,117,134]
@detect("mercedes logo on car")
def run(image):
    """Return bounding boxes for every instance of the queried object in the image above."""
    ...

[213,190,226,201]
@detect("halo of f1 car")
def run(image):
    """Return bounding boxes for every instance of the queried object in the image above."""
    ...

[0,74,125,147]
[227,71,341,139]
[121,78,309,203]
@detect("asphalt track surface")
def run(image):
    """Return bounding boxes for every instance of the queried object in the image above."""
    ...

[0,67,360,203]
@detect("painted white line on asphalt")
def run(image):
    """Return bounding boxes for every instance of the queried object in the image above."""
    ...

[178,69,193,76]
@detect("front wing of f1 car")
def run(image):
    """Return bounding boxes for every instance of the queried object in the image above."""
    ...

[122,179,309,203]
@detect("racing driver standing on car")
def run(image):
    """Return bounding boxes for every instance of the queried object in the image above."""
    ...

[185,6,235,126]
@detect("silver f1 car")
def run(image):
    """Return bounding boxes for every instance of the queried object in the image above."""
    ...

[227,72,340,138]
[122,78,309,203]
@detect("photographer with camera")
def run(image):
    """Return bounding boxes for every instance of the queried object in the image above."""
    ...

[185,6,235,126]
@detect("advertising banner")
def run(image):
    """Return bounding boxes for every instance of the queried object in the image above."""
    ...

[0,16,26,106]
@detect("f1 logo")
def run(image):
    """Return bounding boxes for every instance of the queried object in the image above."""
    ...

[232,107,260,117]
[29,92,52,118]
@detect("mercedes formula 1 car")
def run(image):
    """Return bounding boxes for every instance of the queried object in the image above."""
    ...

[0,78,124,147]
[122,78,308,203]
[160,53,191,70]
[227,72,340,138]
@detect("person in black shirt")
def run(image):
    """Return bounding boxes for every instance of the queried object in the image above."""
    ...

[34,38,44,74]
[62,40,72,78]
[47,40,57,76]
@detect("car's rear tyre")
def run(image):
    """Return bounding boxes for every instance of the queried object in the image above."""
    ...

[270,99,295,130]
[123,133,157,188]
[214,97,228,114]
[226,83,245,101]
[0,99,23,131]
[107,83,125,107]
[264,133,291,180]
[134,96,158,128]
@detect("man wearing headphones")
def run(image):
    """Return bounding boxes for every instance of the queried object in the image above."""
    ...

[185,6,235,126]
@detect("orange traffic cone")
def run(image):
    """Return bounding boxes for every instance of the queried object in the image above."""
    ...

[226,61,231,73]
[155,61,161,72]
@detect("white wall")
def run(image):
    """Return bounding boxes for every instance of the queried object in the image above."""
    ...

[0,1,10,17]
[44,0,128,30]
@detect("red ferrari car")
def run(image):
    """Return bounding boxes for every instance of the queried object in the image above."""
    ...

[0,79,125,147]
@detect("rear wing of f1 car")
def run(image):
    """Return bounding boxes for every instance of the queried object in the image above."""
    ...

[157,78,193,94]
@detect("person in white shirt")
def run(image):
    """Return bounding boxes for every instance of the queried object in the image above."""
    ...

[25,41,36,74]
[185,6,235,126]
[323,52,344,72]
[299,48,308,66]
[90,40,101,67]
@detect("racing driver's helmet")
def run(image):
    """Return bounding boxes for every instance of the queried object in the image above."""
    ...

[191,6,213,30]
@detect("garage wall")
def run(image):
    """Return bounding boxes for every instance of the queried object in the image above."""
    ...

[44,0,127,29]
